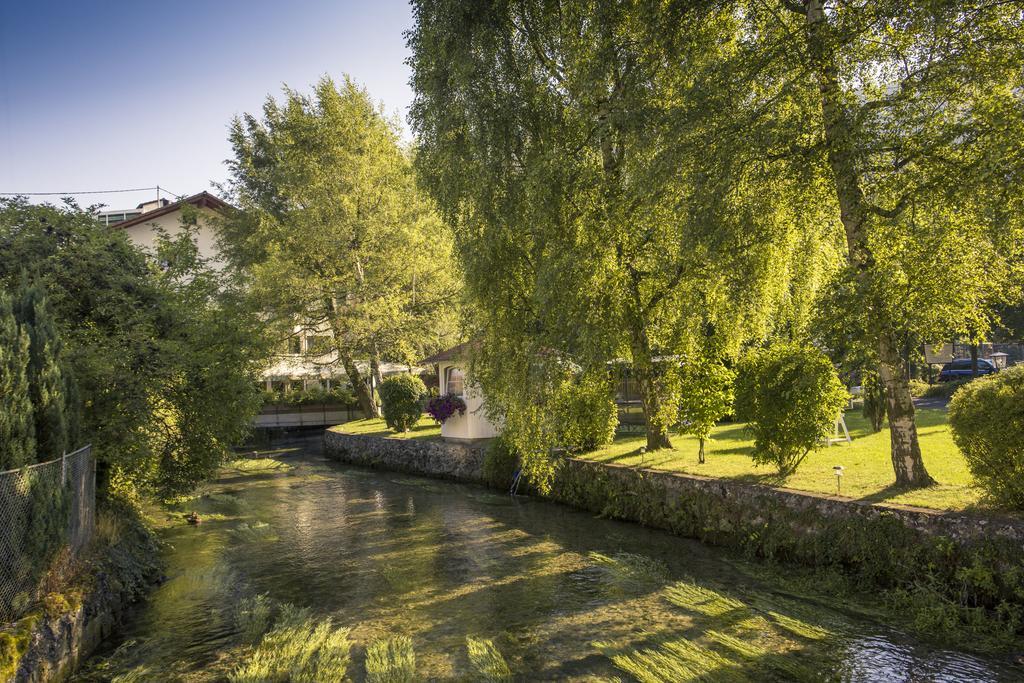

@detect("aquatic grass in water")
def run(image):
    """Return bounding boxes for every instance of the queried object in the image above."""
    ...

[229,604,351,682]
[223,458,292,474]
[231,521,278,543]
[234,594,274,644]
[365,636,416,683]
[766,611,831,641]
[664,580,747,617]
[589,551,669,595]
[598,637,747,683]
[466,637,512,682]
[705,630,817,682]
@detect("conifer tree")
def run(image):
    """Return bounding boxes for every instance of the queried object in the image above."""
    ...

[14,278,69,459]
[0,293,36,470]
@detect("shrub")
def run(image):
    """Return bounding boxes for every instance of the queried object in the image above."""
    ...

[949,366,1024,508]
[482,437,518,489]
[734,344,849,475]
[378,374,426,433]
[426,394,467,423]
[553,373,618,452]
[907,378,930,398]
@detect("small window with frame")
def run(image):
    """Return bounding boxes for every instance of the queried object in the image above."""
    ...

[445,366,465,397]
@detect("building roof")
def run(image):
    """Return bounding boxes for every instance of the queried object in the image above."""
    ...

[112,191,232,230]
[420,341,475,365]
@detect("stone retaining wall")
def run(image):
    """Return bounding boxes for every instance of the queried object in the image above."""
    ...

[322,429,1024,546]
[323,430,488,483]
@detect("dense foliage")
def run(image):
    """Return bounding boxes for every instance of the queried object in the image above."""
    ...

[379,374,427,432]
[735,345,849,475]
[221,77,460,419]
[0,198,268,498]
[949,367,1024,508]
[407,0,1024,491]
[408,0,835,480]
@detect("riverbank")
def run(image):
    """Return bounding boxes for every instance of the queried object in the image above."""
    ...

[1,504,162,683]
[323,427,1024,652]
[71,438,1023,680]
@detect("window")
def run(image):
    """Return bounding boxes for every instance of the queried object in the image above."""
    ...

[445,366,465,397]
[305,335,332,355]
[287,336,302,355]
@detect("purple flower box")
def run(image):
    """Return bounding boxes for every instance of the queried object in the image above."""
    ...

[426,394,467,423]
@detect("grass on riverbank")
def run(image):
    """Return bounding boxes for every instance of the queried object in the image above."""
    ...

[580,408,982,512]
[332,416,441,440]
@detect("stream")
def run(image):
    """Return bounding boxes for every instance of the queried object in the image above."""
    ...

[73,435,1019,681]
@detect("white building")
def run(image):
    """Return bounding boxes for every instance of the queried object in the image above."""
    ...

[422,343,500,441]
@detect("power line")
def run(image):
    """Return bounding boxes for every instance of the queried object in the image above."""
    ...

[0,185,184,198]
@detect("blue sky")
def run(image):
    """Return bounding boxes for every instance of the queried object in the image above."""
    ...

[0,0,416,211]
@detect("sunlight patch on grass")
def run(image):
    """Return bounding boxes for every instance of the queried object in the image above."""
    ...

[332,416,441,440]
[582,408,985,511]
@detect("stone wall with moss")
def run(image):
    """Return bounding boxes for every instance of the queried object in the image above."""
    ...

[2,507,161,682]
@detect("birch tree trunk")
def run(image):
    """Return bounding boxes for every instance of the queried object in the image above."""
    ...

[803,0,932,487]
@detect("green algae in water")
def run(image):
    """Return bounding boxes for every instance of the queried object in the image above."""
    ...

[231,521,278,543]
[365,636,416,683]
[234,595,274,644]
[466,637,512,682]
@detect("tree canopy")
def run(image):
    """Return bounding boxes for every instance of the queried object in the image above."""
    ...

[0,197,267,498]
[221,76,460,418]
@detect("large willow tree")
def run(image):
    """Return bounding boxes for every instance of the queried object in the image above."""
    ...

[739,0,1024,486]
[409,0,835,467]
[222,77,459,418]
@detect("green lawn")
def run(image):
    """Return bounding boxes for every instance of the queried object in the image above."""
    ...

[331,416,441,440]
[581,408,984,512]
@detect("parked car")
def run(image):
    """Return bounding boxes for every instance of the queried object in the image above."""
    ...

[938,358,998,382]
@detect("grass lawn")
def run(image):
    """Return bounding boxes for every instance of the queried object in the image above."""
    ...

[580,408,985,512]
[331,416,441,440]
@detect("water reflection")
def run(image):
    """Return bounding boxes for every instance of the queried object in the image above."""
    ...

[74,440,1018,682]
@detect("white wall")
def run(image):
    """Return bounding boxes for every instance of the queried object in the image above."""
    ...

[120,207,224,269]
[437,361,500,441]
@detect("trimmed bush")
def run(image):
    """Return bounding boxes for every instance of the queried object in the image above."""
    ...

[734,344,849,475]
[949,366,1024,508]
[378,374,427,433]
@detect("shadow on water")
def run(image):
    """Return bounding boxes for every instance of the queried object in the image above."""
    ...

[73,433,1019,681]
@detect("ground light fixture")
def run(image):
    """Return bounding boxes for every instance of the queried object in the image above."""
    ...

[833,465,844,495]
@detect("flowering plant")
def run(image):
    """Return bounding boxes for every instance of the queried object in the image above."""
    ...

[426,394,467,423]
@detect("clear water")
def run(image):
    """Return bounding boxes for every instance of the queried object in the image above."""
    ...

[74,436,1020,681]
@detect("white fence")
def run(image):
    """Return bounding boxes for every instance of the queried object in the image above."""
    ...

[0,445,95,623]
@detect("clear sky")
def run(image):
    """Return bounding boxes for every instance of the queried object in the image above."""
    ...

[0,0,416,211]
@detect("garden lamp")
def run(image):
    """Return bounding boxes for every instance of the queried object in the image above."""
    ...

[833,465,844,495]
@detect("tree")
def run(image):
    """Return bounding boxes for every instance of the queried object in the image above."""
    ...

[0,293,35,470]
[678,355,735,464]
[221,77,460,419]
[753,0,1024,486]
[408,0,827,466]
[13,276,70,459]
[0,198,267,498]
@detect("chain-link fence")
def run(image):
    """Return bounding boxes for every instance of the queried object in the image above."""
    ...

[0,445,95,623]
